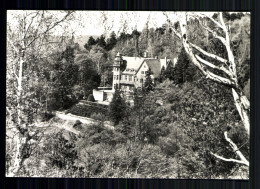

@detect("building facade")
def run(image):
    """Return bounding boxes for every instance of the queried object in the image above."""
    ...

[93,52,176,103]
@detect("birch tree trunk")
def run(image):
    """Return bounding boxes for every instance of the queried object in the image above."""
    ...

[173,12,250,167]
[6,10,75,176]
[178,13,250,135]
[232,88,250,135]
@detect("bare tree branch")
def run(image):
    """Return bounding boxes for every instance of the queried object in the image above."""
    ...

[163,12,182,39]
[197,13,224,30]
[7,36,20,54]
[26,11,73,48]
[199,22,226,45]
[24,11,40,41]
[219,13,237,75]
[195,54,234,79]
[210,152,248,166]
[189,42,228,65]
[210,131,249,166]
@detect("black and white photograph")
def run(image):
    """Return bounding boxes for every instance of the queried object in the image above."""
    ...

[6,11,250,179]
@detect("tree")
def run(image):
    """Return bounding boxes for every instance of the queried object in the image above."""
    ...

[144,68,155,92]
[87,94,95,102]
[164,61,175,80]
[165,12,250,166]
[106,31,117,51]
[96,35,107,49]
[6,10,75,176]
[158,65,166,82]
[48,45,79,110]
[88,45,108,75]
[84,36,97,50]
[75,56,101,98]
[172,47,198,84]
[131,29,141,56]
[109,89,127,125]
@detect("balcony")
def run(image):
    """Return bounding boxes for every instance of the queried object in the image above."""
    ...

[120,80,135,85]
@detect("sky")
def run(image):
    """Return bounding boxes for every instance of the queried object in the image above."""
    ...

[7,11,180,37]
[7,11,246,38]
[71,11,172,36]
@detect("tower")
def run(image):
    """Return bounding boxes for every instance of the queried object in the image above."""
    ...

[112,52,123,91]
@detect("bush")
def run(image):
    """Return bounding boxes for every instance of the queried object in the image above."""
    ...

[87,94,95,102]
[43,131,78,169]
[73,120,83,130]
[90,113,104,121]
[68,103,109,119]
[41,111,55,121]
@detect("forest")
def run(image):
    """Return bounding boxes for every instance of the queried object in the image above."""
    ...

[6,11,250,178]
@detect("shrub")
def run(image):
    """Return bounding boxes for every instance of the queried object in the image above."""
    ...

[43,131,78,169]
[73,120,83,130]
[87,94,95,102]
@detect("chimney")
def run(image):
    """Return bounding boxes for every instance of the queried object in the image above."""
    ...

[174,58,177,67]
[144,51,147,58]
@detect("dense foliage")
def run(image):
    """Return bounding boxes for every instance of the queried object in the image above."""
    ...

[6,12,250,179]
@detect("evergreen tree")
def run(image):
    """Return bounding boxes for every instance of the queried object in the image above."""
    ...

[172,47,197,84]
[52,45,78,109]
[97,35,107,49]
[84,36,96,50]
[106,31,117,51]
[164,62,175,80]
[144,68,155,92]
[109,89,127,125]
[159,65,166,82]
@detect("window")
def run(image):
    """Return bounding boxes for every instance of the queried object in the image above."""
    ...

[141,71,144,74]
[125,75,127,80]
[116,75,119,80]
[114,75,117,80]
[129,76,132,81]
[119,75,121,80]
[140,79,143,83]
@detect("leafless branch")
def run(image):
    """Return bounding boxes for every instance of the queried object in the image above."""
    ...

[210,152,248,166]
[210,131,249,166]
[199,22,226,45]
[197,13,224,30]
[195,54,234,79]
[26,11,73,48]
[24,11,40,40]
[189,42,228,64]
[163,12,182,39]
[7,36,19,54]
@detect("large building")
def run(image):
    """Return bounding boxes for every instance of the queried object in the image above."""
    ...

[93,52,176,104]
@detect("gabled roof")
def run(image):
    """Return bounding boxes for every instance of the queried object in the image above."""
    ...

[144,59,161,78]
[122,56,145,70]
[135,59,161,78]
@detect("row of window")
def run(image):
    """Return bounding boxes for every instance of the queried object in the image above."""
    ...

[114,67,120,71]
[113,84,134,91]
[114,75,134,81]
[113,75,145,83]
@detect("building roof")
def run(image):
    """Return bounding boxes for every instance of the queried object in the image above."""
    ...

[120,55,173,78]
[144,59,162,78]
[122,56,145,71]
